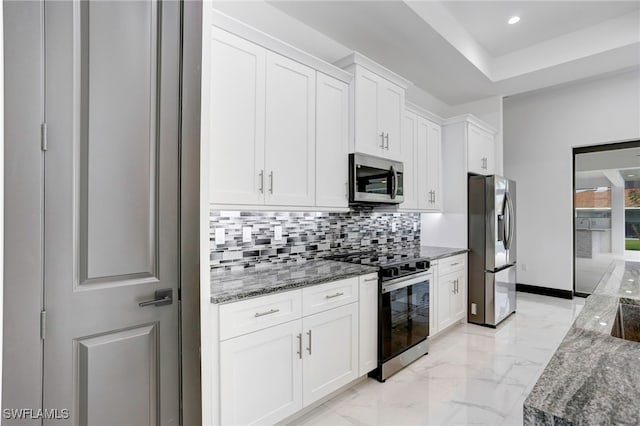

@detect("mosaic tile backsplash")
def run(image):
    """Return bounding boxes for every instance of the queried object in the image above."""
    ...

[210,210,421,272]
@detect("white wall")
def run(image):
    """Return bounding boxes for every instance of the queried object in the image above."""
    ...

[504,70,640,291]
[0,0,5,406]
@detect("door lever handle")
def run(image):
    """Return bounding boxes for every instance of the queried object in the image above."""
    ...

[138,289,173,307]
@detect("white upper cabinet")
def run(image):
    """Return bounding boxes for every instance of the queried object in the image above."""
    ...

[467,122,496,176]
[402,104,443,212]
[400,111,418,210]
[379,81,404,160]
[353,67,383,156]
[316,73,349,208]
[335,53,411,162]
[418,118,442,211]
[205,16,352,209]
[209,28,266,205]
[265,53,316,206]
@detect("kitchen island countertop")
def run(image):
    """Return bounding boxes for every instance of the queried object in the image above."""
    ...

[524,260,640,425]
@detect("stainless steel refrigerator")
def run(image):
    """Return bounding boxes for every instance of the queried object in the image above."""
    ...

[468,175,517,327]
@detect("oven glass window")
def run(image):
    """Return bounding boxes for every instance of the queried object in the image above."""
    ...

[356,165,391,195]
[381,280,430,362]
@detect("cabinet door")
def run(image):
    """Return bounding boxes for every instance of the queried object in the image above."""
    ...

[353,67,384,156]
[359,274,379,376]
[426,120,442,211]
[209,28,266,205]
[436,272,455,331]
[467,123,495,175]
[302,303,359,406]
[400,111,418,210]
[451,270,466,322]
[220,320,303,425]
[379,80,404,161]
[316,73,349,208]
[265,52,316,206]
[416,117,430,210]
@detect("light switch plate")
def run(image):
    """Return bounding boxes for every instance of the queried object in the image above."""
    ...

[242,227,252,243]
[471,303,477,315]
[391,223,397,232]
[215,228,225,245]
[274,225,283,241]
[413,223,418,232]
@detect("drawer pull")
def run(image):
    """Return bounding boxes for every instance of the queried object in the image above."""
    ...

[364,277,378,282]
[325,292,344,299]
[450,262,460,266]
[254,308,280,318]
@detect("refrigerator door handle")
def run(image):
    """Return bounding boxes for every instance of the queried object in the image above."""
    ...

[505,192,515,250]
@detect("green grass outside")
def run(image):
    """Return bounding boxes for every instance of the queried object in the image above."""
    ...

[625,239,640,250]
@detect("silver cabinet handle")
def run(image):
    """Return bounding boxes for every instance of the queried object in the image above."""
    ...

[385,133,389,150]
[259,170,264,193]
[364,277,378,282]
[325,292,344,299]
[254,308,279,318]
[138,289,173,307]
[269,171,274,194]
[297,333,302,359]
[306,330,312,355]
[432,190,436,204]
[380,132,385,148]
[450,262,460,266]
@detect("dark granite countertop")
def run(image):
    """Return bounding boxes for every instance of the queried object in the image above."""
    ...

[210,259,378,304]
[418,246,468,261]
[524,260,640,425]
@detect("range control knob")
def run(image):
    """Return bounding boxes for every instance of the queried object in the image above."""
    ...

[416,261,429,270]
[382,267,399,278]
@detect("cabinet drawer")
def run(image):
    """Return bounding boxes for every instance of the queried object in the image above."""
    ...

[219,290,302,341]
[302,277,359,316]
[437,254,467,276]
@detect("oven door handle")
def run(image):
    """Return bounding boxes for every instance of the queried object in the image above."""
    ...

[382,272,432,293]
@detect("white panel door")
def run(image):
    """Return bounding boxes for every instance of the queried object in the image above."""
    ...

[426,120,443,211]
[358,274,379,376]
[209,27,266,205]
[265,52,316,206]
[416,117,430,210]
[302,303,359,406]
[379,80,404,161]
[43,2,180,424]
[220,320,303,426]
[316,72,349,208]
[354,67,383,156]
[400,111,418,210]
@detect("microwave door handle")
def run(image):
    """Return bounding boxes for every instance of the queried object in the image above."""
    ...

[390,166,397,199]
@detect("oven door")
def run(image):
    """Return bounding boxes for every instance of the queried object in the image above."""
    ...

[349,153,404,204]
[380,272,431,363]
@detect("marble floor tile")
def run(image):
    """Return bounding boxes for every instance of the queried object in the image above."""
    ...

[288,292,583,426]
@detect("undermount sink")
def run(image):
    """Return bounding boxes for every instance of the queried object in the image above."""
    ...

[611,300,640,343]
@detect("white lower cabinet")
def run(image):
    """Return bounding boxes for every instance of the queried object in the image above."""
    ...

[431,254,467,336]
[302,303,359,406]
[219,277,367,425]
[220,320,303,426]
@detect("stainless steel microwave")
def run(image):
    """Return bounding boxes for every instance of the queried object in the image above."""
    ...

[349,153,404,204]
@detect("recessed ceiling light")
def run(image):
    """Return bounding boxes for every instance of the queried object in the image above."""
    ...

[508,16,520,25]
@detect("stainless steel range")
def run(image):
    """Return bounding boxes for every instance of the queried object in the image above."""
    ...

[327,250,431,382]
